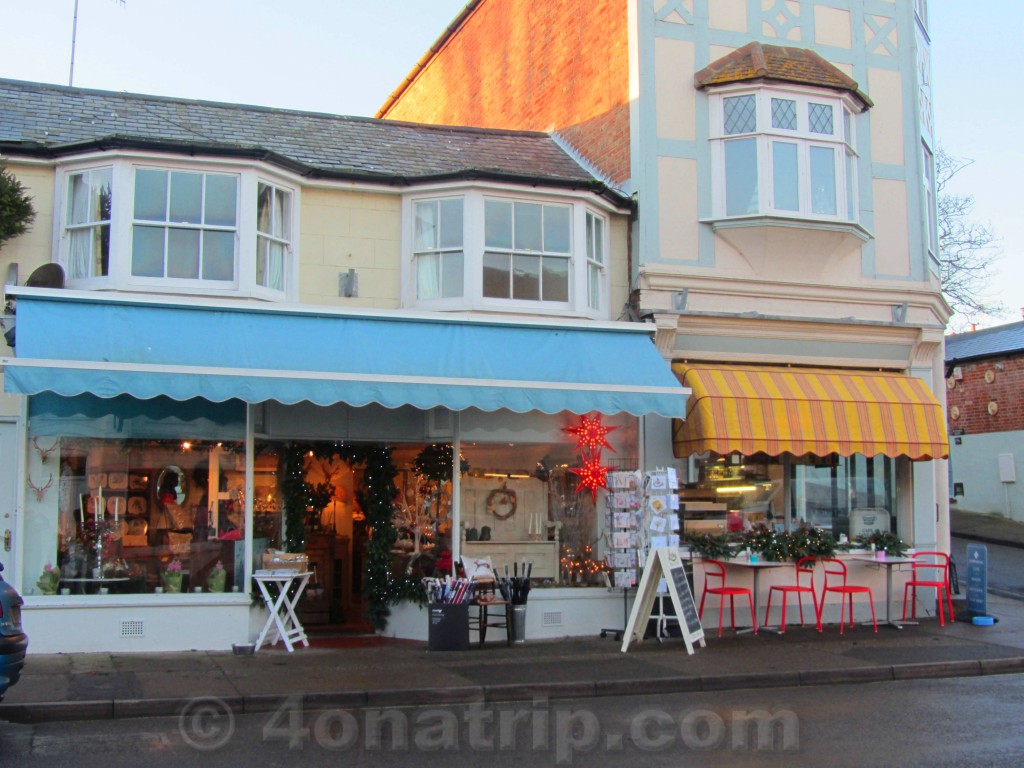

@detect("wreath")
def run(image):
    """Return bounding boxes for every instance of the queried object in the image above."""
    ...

[486,487,517,520]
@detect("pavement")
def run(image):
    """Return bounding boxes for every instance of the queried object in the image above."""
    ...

[2,510,1023,724]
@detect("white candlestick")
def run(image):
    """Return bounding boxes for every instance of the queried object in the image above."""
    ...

[114,497,119,525]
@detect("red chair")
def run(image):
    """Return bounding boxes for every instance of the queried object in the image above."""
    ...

[698,559,758,636]
[902,551,955,626]
[764,557,819,633]
[820,558,877,634]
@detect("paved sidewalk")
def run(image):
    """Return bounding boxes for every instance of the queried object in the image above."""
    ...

[2,510,1022,724]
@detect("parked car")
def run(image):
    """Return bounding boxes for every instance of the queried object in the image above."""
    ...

[0,561,28,700]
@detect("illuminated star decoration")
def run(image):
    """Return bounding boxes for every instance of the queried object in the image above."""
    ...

[569,450,614,502]
[564,413,618,453]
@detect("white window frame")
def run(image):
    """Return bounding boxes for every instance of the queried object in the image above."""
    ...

[922,143,939,274]
[709,85,862,224]
[54,155,299,300]
[402,185,612,318]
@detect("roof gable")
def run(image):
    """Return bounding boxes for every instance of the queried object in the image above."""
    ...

[694,42,872,110]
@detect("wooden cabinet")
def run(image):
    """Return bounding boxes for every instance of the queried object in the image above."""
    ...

[297,533,350,625]
[461,540,560,582]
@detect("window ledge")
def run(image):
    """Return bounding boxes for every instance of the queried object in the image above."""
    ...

[703,214,872,243]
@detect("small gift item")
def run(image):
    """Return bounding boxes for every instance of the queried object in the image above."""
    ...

[206,561,227,593]
[36,562,61,595]
[162,559,184,593]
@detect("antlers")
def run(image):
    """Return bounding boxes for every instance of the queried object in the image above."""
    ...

[32,437,59,463]
[28,472,54,501]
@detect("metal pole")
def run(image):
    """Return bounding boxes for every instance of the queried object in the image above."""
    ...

[69,0,80,86]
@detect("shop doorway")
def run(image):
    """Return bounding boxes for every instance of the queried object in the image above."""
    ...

[0,421,18,580]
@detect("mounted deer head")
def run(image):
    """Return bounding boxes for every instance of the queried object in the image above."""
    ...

[28,472,53,502]
[32,437,59,464]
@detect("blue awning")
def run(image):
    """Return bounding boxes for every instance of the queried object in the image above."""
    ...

[2,289,686,417]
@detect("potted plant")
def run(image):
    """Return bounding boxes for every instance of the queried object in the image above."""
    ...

[206,561,227,593]
[162,559,184,593]
[681,531,735,560]
[855,530,908,557]
[36,562,60,595]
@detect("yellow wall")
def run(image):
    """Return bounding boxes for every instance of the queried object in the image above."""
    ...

[298,188,402,309]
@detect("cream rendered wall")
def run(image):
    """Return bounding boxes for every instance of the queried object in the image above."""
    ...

[0,161,54,417]
[873,179,912,277]
[657,157,698,262]
[655,37,695,142]
[298,188,402,309]
[814,6,852,48]
[708,0,746,33]
[868,67,905,167]
[608,213,630,316]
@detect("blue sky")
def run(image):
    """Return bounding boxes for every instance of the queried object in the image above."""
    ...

[1,0,1018,330]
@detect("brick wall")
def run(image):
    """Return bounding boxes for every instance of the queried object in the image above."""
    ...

[381,0,631,184]
[946,354,1024,435]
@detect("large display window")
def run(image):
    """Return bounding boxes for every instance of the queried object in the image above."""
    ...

[681,453,898,540]
[23,394,248,596]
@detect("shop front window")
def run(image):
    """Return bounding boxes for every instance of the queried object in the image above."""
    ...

[680,453,896,540]
[22,394,248,596]
[457,419,638,585]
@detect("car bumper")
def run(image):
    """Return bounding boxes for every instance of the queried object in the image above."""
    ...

[0,633,29,697]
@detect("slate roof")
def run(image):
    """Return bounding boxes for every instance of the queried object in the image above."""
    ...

[0,78,621,200]
[694,42,873,110]
[945,321,1024,363]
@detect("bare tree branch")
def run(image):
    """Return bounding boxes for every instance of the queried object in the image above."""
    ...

[936,146,1002,323]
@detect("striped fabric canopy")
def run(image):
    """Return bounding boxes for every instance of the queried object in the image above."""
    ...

[671,363,948,461]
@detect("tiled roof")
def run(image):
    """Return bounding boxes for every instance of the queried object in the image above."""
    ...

[945,321,1024,362]
[694,42,872,109]
[0,78,613,194]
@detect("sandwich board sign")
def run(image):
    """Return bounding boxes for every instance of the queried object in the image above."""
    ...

[621,547,705,654]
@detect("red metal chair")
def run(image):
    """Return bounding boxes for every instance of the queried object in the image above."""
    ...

[902,551,955,626]
[698,559,758,636]
[764,557,819,633]
[820,558,877,634]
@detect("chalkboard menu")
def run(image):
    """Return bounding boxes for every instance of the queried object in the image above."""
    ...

[668,558,702,636]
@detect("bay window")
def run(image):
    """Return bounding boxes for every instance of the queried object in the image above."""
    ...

[256,182,293,293]
[58,158,297,299]
[713,87,860,223]
[65,168,112,280]
[414,198,464,300]
[407,189,610,317]
[132,169,238,282]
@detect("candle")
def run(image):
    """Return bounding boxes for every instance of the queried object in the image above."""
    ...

[114,497,119,525]
[79,494,85,525]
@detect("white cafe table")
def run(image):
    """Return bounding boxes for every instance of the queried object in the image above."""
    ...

[253,570,313,652]
[720,558,789,634]
[851,555,917,630]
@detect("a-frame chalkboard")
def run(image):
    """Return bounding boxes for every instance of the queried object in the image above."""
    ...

[620,547,705,654]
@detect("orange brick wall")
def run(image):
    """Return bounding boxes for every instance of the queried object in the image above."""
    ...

[946,355,1024,435]
[380,0,631,184]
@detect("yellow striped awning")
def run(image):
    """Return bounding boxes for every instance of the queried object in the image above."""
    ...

[671,364,949,461]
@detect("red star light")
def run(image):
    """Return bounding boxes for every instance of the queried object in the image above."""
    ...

[570,449,614,502]
[564,413,618,453]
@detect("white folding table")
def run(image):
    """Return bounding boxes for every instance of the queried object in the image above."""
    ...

[253,570,313,652]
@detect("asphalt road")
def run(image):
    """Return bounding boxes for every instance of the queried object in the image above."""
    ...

[2,675,1024,767]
